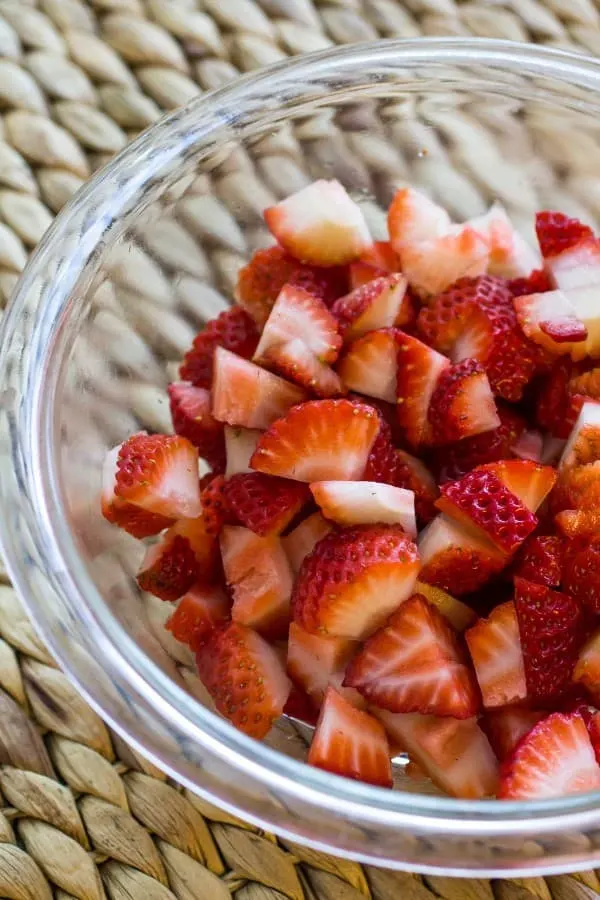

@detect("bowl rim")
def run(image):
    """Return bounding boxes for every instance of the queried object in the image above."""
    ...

[4,36,600,863]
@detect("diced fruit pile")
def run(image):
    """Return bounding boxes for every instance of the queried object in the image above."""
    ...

[102,181,600,801]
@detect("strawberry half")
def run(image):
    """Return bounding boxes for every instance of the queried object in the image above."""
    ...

[223,472,309,536]
[562,537,600,615]
[308,686,393,787]
[344,594,480,718]
[418,514,506,596]
[224,426,263,478]
[482,707,544,761]
[331,274,412,341]
[513,534,564,588]
[388,187,451,248]
[399,227,489,298]
[137,533,199,602]
[180,307,259,389]
[264,179,372,267]
[498,712,600,799]
[115,433,202,520]
[556,507,600,540]
[195,621,291,739]
[250,398,379,483]
[168,382,226,473]
[310,481,416,537]
[263,339,345,399]
[535,210,594,259]
[396,332,450,448]
[434,405,526,483]
[478,459,557,513]
[166,583,230,651]
[465,601,527,708]
[292,524,420,640]
[211,347,306,430]
[101,445,174,538]
[282,512,332,575]
[428,359,500,445]
[413,582,477,632]
[287,622,358,708]
[337,328,399,403]
[254,283,341,366]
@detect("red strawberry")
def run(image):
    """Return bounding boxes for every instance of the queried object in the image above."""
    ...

[349,261,386,290]
[413,582,477,632]
[223,473,309,536]
[361,240,401,272]
[587,711,600,764]
[195,621,291,738]
[395,449,439,524]
[561,400,600,468]
[465,601,527,708]
[168,382,226,473]
[254,283,341,365]
[337,328,399,403]
[310,480,416,536]
[535,210,594,259]
[388,187,451,248]
[166,583,230,651]
[292,524,419,640]
[539,317,588,343]
[287,622,358,707]
[331,274,413,341]
[200,474,234,536]
[211,347,305,430]
[434,405,526,483]
[428,359,500,445]
[263,339,345,399]
[551,463,600,517]
[418,514,506,596]
[250,398,379,483]
[220,525,293,639]
[508,267,552,298]
[344,594,480,718]
[115,433,202,520]
[282,512,332,575]
[498,712,600,799]
[101,446,174,538]
[514,577,585,702]
[482,707,544,761]
[562,537,600,615]
[180,307,259,389]
[283,685,319,726]
[224,426,262,478]
[308,687,393,787]
[287,265,349,308]
[396,331,450,448]
[478,459,557,513]
[513,535,564,587]
[264,179,372,267]
[137,533,199,602]
[573,628,600,695]
[168,515,220,581]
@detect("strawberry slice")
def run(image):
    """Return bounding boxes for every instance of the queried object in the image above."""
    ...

[254,284,341,365]
[331,274,412,341]
[514,577,585,702]
[220,525,293,639]
[535,210,594,260]
[562,537,600,615]
[264,180,372,267]
[375,710,498,799]
[498,712,600,799]
[388,187,451,248]
[482,707,545,761]
[200,474,234,536]
[137,533,199,602]
[308,686,393,787]
[211,347,306,430]
[436,469,537,555]
[263,338,345,399]
[115,433,202,520]
[250,398,379,483]
[195,621,291,738]
[560,400,600,468]
[477,459,557,513]
[574,627,600,695]
[513,534,564,588]
[396,332,450,448]
[101,445,174,538]
[360,240,401,272]
[337,328,399,403]
[399,227,489,298]
[224,426,262,478]
[546,236,600,293]
[287,621,358,707]
[166,583,230,651]
[180,307,259,389]
[168,382,226,473]
[469,202,541,278]
[418,514,506,596]
[428,359,500,445]
[344,594,480,718]
[282,512,332,575]
[413,582,477,632]
[465,601,527,708]
[292,524,419,639]
[223,472,309,536]
[434,405,526,483]
[310,481,416,537]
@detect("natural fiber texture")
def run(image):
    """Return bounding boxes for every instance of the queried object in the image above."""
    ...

[2,0,600,896]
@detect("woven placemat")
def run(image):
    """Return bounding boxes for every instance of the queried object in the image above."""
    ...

[3,0,600,897]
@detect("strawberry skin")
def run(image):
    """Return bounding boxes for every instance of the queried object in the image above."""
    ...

[535,210,594,259]
[394,449,439,524]
[101,446,174,538]
[308,686,393,787]
[498,712,600,799]
[166,583,230,651]
[331,274,412,341]
[200,474,233,536]
[310,480,416,537]
[344,594,480,718]
[513,535,564,588]
[168,382,226,473]
[434,405,526,483]
[254,283,341,366]
[396,331,450,448]
[562,537,600,615]
[418,514,506,596]
[287,622,358,707]
[478,459,557,513]
[428,358,500,445]
[292,524,420,640]
[180,307,259,389]
[482,707,544,761]
[223,472,309,536]
[137,533,199,602]
[465,601,527,708]
[224,426,262,478]
[195,621,291,739]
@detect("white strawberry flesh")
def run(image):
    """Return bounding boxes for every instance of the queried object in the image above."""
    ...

[310,481,416,536]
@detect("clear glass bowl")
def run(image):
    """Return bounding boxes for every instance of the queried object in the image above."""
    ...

[3,38,600,876]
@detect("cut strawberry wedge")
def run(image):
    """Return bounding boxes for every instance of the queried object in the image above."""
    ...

[498,712,600,799]
[482,707,544,761]
[428,359,500,445]
[399,227,489,298]
[254,283,341,365]
[250,398,379,483]
[137,532,199,602]
[536,210,594,261]
[395,449,439,524]
[263,338,345,399]
[101,445,174,538]
[292,524,420,640]
[396,332,450,448]
[349,261,386,290]
[469,202,541,278]
[546,235,600,292]
[308,686,393,787]
[195,621,291,739]
[388,187,451,248]
[310,481,416,536]
[331,274,411,341]
[465,601,527,709]
[287,621,358,707]
[414,581,477,632]
[560,400,600,468]
[224,426,263,478]
[211,347,306,430]
[264,179,372,267]
[344,594,480,718]
[179,307,259,390]
[573,628,600,696]
[166,583,230,651]
[223,473,309,536]
[513,289,590,361]
[220,525,293,639]
[168,382,226,473]
[282,512,332,575]
[477,459,557,513]
[337,328,399,403]
[375,710,499,799]
[418,514,506,596]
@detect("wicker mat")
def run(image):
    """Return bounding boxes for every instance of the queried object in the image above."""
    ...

[3,0,600,897]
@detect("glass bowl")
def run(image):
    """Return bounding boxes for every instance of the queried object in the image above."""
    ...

[3,37,600,877]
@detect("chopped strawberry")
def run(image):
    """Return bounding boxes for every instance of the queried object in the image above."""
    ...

[388,187,451,248]
[349,261,387,290]
[254,284,341,365]
[562,537,600,615]
[166,583,230,651]
[551,461,600,516]
[200,474,233,536]
[220,525,293,639]
[337,328,399,403]
[469,202,541,278]
[264,180,372,267]
[515,577,585,702]
[556,507,600,539]
[180,307,259,389]
[137,533,199,602]
[507,267,552,298]
[224,426,262,478]
[394,449,439,524]
[560,400,600,468]
[195,621,291,738]
[513,290,591,362]
[169,382,226,473]
[292,524,419,639]
[478,459,557,513]
[283,685,319,726]
[536,358,577,438]
[396,332,450,448]
[573,627,600,695]
[513,535,564,587]
[282,512,332,575]
[308,687,393,787]
[399,227,489,298]
[101,445,174,538]
[434,405,526,483]
[428,359,500,445]
[482,707,544,761]
[223,473,309,536]
[361,240,400,271]
[498,712,600,799]
[263,339,345,399]
[115,433,202,520]
[344,594,480,718]
[310,480,416,536]
[465,601,527,708]
[418,514,506,596]
[413,582,477,632]
[331,274,412,341]
[211,347,306,430]
[535,210,594,259]
[250,398,379,483]
[168,515,220,581]
[546,236,600,293]
[287,622,357,707]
